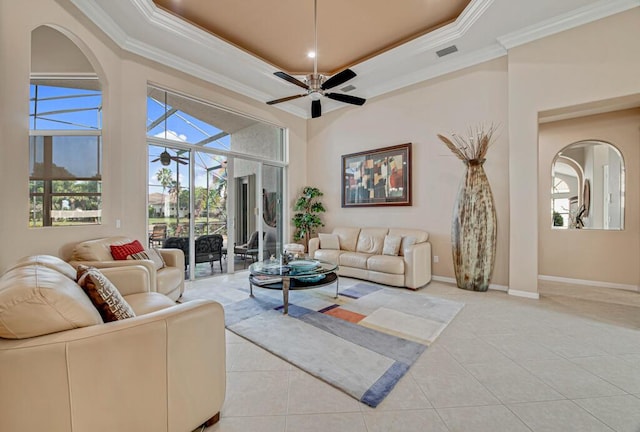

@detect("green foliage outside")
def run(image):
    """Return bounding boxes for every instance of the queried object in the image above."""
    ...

[292,186,325,249]
[150,167,228,236]
[553,211,563,227]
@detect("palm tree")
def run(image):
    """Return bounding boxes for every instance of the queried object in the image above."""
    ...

[156,167,173,218]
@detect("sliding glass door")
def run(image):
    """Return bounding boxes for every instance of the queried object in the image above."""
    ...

[147,85,286,280]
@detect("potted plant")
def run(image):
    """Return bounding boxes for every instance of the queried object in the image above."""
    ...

[292,186,326,252]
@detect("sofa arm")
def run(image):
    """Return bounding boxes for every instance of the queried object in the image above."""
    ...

[403,241,432,289]
[308,237,320,258]
[0,300,225,432]
[157,248,184,269]
[100,265,151,296]
[69,259,158,293]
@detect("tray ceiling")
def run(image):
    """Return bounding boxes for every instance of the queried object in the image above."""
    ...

[70,0,639,119]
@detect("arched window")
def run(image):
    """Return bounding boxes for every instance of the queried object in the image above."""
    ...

[29,26,102,227]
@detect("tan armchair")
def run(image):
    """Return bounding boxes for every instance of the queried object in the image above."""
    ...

[69,236,184,300]
[0,256,225,432]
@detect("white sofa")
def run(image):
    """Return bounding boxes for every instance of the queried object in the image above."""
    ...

[69,236,185,301]
[0,255,225,432]
[308,227,431,289]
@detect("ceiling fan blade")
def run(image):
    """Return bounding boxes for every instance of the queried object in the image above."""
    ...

[321,68,356,90]
[311,99,321,118]
[325,93,366,106]
[175,159,188,165]
[266,94,307,105]
[151,157,160,163]
[274,72,309,90]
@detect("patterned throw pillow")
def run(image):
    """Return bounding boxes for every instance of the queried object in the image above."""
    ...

[110,240,145,260]
[127,248,166,270]
[382,235,402,256]
[77,265,136,322]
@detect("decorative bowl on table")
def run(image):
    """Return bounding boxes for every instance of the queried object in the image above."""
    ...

[288,259,319,274]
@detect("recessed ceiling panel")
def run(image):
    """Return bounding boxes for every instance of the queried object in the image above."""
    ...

[153,0,470,74]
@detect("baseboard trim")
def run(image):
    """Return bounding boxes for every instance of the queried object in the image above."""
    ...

[431,276,509,292]
[508,289,540,300]
[538,274,639,292]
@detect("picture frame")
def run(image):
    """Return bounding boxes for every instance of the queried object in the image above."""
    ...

[342,143,412,207]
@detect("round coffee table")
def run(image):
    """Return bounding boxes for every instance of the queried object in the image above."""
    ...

[248,259,339,314]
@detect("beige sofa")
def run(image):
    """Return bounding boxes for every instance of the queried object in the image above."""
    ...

[0,255,225,432]
[69,236,185,300]
[308,227,431,289]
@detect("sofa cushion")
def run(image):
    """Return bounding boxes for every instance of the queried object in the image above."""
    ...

[124,292,176,315]
[77,266,136,322]
[110,240,145,260]
[71,236,132,261]
[388,228,429,243]
[318,233,340,250]
[382,235,402,256]
[7,255,77,280]
[356,228,389,254]
[367,255,405,275]
[313,249,343,264]
[332,227,361,252]
[339,252,372,269]
[0,265,103,339]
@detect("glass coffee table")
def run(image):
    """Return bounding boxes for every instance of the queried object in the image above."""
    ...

[248,259,339,314]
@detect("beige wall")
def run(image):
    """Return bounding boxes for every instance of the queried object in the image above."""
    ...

[307,58,511,287]
[507,8,640,295]
[538,109,640,287]
[0,0,307,272]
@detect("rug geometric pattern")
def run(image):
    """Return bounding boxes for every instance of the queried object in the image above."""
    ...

[188,280,464,407]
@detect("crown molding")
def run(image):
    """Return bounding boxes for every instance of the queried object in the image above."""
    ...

[70,0,130,46]
[70,0,639,121]
[497,0,640,49]
[359,0,494,71]
[70,0,300,113]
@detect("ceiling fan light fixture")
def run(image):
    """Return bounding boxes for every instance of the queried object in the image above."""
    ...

[307,51,316,58]
[309,91,322,101]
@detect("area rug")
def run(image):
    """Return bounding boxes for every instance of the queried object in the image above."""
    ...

[184,279,464,407]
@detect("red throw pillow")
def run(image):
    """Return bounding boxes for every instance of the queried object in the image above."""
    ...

[110,240,145,260]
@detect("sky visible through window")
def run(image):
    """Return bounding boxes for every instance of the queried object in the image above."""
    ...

[146,95,230,194]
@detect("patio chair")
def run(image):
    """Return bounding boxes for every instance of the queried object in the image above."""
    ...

[148,224,167,247]
[234,231,264,262]
[195,234,224,271]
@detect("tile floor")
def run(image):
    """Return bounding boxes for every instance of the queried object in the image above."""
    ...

[188,273,640,432]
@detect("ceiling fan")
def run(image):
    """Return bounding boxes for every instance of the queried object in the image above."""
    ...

[266,0,366,118]
[152,149,188,166]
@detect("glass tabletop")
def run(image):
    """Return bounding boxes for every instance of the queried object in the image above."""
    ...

[249,258,337,278]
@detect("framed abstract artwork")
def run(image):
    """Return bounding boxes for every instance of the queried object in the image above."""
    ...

[342,143,412,207]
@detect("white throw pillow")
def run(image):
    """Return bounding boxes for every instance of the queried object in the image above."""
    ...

[382,235,402,256]
[318,233,340,250]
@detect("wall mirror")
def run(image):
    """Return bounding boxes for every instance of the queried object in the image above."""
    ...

[551,140,624,230]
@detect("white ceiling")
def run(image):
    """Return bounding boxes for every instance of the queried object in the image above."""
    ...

[70,0,639,119]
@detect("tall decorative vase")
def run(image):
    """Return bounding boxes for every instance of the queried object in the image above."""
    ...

[438,125,498,292]
[452,159,497,291]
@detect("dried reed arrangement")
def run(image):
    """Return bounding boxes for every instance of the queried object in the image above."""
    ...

[437,124,498,161]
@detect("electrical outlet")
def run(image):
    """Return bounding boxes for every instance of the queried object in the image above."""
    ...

[116,219,121,228]
[433,255,439,263]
